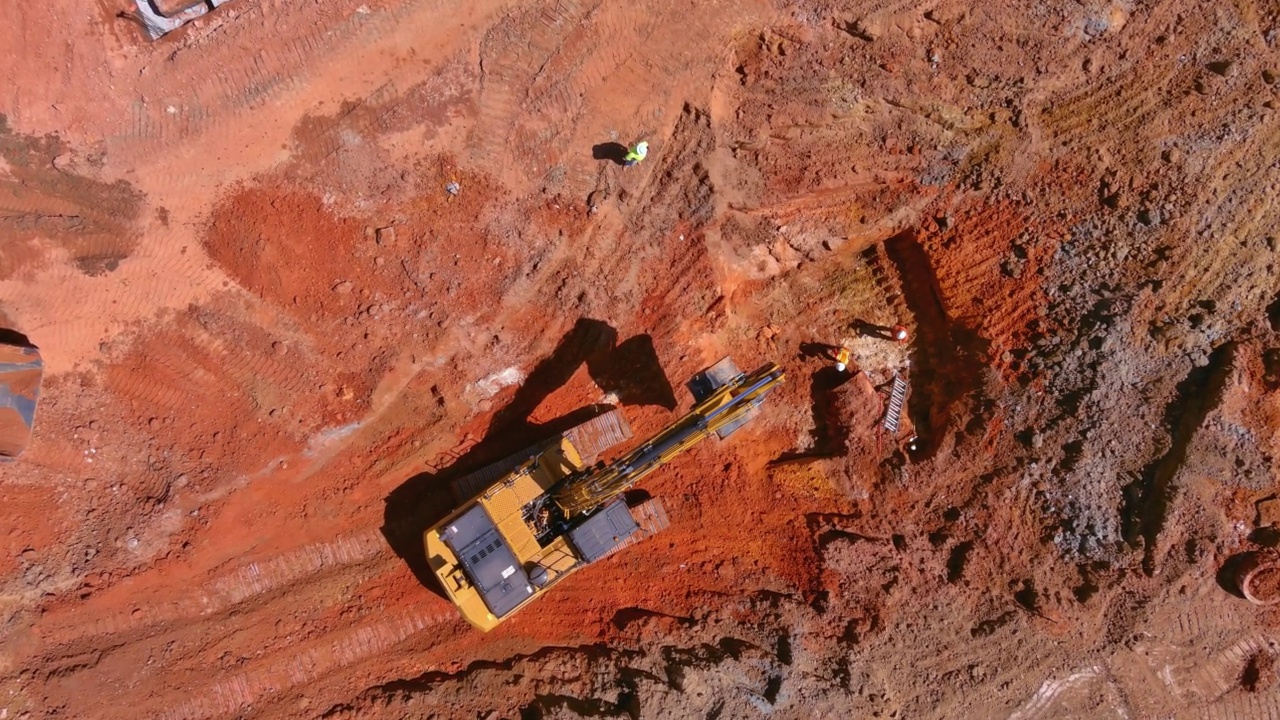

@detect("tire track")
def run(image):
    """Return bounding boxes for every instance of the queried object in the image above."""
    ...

[470,0,594,169]
[105,332,226,413]
[195,326,313,399]
[1166,119,1280,306]
[1190,634,1278,700]
[1205,693,1280,720]
[540,0,742,199]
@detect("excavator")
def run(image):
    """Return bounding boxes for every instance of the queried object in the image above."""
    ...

[424,357,784,631]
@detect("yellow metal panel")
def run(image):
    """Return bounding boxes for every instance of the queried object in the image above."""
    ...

[499,513,540,562]
[482,484,523,522]
[529,440,583,491]
[510,472,545,505]
[534,538,580,574]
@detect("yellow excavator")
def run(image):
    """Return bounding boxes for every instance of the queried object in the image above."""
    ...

[425,357,784,631]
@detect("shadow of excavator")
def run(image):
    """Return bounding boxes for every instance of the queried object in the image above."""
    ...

[382,318,677,598]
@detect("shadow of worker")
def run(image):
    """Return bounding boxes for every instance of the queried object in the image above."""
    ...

[798,341,841,362]
[592,142,629,166]
[380,317,677,598]
[771,365,851,464]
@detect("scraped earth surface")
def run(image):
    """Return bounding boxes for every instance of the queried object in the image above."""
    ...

[4,0,1280,717]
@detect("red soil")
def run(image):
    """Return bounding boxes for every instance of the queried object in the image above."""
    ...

[4,0,1280,718]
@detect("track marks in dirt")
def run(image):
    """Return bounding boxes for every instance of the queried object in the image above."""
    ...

[1165,597,1247,646]
[106,0,465,157]
[1030,0,1200,152]
[1158,117,1280,319]
[471,0,769,198]
[152,608,456,720]
[1184,634,1280,702]
[105,325,231,415]
[471,0,602,171]
[1037,63,1188,149]
[98,301,366,503]
[0,118,144,279]
[1205,694,1280,720]
[38,531,389,652]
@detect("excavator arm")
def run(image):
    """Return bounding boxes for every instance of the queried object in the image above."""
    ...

[551,362,785,517]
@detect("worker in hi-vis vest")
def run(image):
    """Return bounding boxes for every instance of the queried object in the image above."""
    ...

[623,141,648,167]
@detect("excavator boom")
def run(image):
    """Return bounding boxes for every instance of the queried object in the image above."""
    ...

[552,362,784,516]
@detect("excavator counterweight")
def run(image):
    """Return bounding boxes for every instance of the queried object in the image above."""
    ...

[423,358,783,631]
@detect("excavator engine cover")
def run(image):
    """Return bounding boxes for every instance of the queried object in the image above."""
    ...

[441,505,532,618]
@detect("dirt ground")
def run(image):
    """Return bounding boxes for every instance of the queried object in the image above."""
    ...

[3,0,1280,717]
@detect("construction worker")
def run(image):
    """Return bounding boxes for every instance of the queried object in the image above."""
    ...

[623,141,648,167]
[833,346,852,373]
[856,320,910,342]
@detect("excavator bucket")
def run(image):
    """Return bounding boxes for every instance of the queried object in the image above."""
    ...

[687,356,743,402]
[0,343,43,460]
[687,357,768,438]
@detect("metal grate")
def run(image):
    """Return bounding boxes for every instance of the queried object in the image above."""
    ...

[469,538,503,564]
[598,498,671,561]
[563,408,633,463]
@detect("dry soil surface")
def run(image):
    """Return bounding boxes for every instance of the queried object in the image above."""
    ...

[4,0,1280,718]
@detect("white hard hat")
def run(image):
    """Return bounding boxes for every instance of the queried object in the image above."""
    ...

[635,141,648,155]
[835,362,846,372]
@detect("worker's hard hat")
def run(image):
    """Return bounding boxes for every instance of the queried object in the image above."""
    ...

[835,362,847,372]
[634,141,648,156]
[894,328,908,339]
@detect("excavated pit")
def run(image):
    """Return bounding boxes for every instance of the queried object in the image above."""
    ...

[7,1,1280,718]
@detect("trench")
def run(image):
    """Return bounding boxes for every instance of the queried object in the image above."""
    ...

[881,230,986,459]
[1120,342,1235,573]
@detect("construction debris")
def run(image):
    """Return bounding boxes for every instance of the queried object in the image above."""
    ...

[131,0,235,40]
[0,342,43,460]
